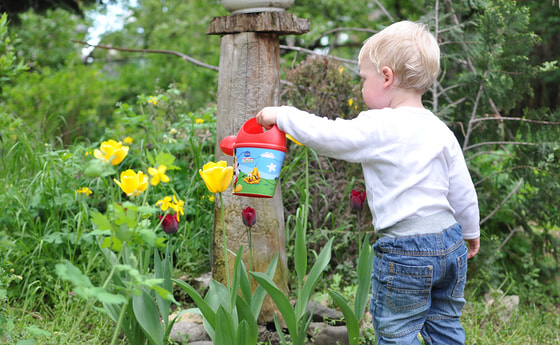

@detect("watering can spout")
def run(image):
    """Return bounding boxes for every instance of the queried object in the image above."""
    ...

[220,135,237,156]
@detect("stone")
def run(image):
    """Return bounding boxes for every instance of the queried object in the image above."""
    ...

[308,322,349,345]
[168,321,210,344]
[484,289,520,324]
[307,301,343,323]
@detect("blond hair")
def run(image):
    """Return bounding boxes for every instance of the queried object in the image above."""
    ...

[358,21,440,92]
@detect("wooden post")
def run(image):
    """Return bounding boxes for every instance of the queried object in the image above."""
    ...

[207,11,309,323]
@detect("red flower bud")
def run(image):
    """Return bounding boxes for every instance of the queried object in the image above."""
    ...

[241,207,257,227]
[158,214,179,234]
[350,190,367,211]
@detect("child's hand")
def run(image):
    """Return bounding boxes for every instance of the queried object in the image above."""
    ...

[256,107,279,130]
[466,237,480,259]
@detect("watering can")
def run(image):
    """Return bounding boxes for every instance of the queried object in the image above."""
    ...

[220,117,287,198]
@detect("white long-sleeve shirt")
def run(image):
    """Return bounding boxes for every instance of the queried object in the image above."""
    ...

[276,106,480,240]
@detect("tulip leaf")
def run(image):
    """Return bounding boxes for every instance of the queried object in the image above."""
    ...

[236,320,251,345]
[328,290,360,345]
[214,306,235,345]
[298,237,333,318]
[355,233,374,320]
[132,290,164,345]
[250,254,278,318]
[235,297,258,345]
[251,272,297,339]
[172,279,216,329]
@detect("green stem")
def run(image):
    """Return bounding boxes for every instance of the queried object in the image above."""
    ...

[357,210,362,258]
[220,192,230,287]
[247,226,253,275]
[102,241,127,289]
[110,295,130,345]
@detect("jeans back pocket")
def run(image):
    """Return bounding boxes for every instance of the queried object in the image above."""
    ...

[386,261,433,312]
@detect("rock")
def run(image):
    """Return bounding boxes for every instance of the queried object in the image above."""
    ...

[307,301,343,323]
[308,322,349,345]
[484,289,520,323]
[168,321,210,344]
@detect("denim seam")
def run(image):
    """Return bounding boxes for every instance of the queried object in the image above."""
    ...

[378,323,423,339]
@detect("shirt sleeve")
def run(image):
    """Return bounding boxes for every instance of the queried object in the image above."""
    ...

[276,106,373,162]
[447,141,481,240]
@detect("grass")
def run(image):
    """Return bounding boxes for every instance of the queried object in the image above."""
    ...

[463,299,560,344]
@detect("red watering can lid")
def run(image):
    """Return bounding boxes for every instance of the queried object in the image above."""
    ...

[220,117,287,156]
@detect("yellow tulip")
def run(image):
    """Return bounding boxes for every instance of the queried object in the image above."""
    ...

[148,165,170,186]
[199,161,233,194]
[94,139,129,166]
[114,169,148,197]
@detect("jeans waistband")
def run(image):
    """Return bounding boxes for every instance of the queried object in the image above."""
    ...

[379,210,457,238]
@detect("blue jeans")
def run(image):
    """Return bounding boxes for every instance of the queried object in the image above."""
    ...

[369,224,468,345]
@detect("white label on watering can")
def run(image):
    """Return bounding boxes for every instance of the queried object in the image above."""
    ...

[233,147,285,198]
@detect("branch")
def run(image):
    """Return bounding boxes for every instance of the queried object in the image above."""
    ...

[470,116,560,126]
[72,40,219,71]
[279,44,358,66]
[480,178,524,225]
[464,141,538,152]
[473,165,552,186]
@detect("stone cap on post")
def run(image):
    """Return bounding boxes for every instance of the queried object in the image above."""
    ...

[207,11,310,35]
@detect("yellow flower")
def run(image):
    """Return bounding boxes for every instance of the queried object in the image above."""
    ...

[114,169,148,197]
[348,99,354,107]
[170,195,185,221]
[148,96,158,105]
[148,165,170,186]
[156,196,173,211]
[76,187,93,196]
[199,161,233,193]
[93,139,129,166]
[195,118,204,124]
[339,67,344,73]
[124,136,133,145]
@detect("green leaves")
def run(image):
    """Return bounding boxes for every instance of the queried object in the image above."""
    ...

[327,233,374,345]
[252,234,333,345]
[174,247,276,345]
[55,261,127,304]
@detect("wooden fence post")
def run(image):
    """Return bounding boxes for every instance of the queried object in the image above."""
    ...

[207,11,309,323]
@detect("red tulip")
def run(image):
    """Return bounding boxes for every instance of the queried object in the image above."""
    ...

[158,214,179,234]
[350,190,367,211]
[241,207,257,227]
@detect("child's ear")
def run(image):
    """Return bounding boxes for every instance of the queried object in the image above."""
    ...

[381,66,394,87]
